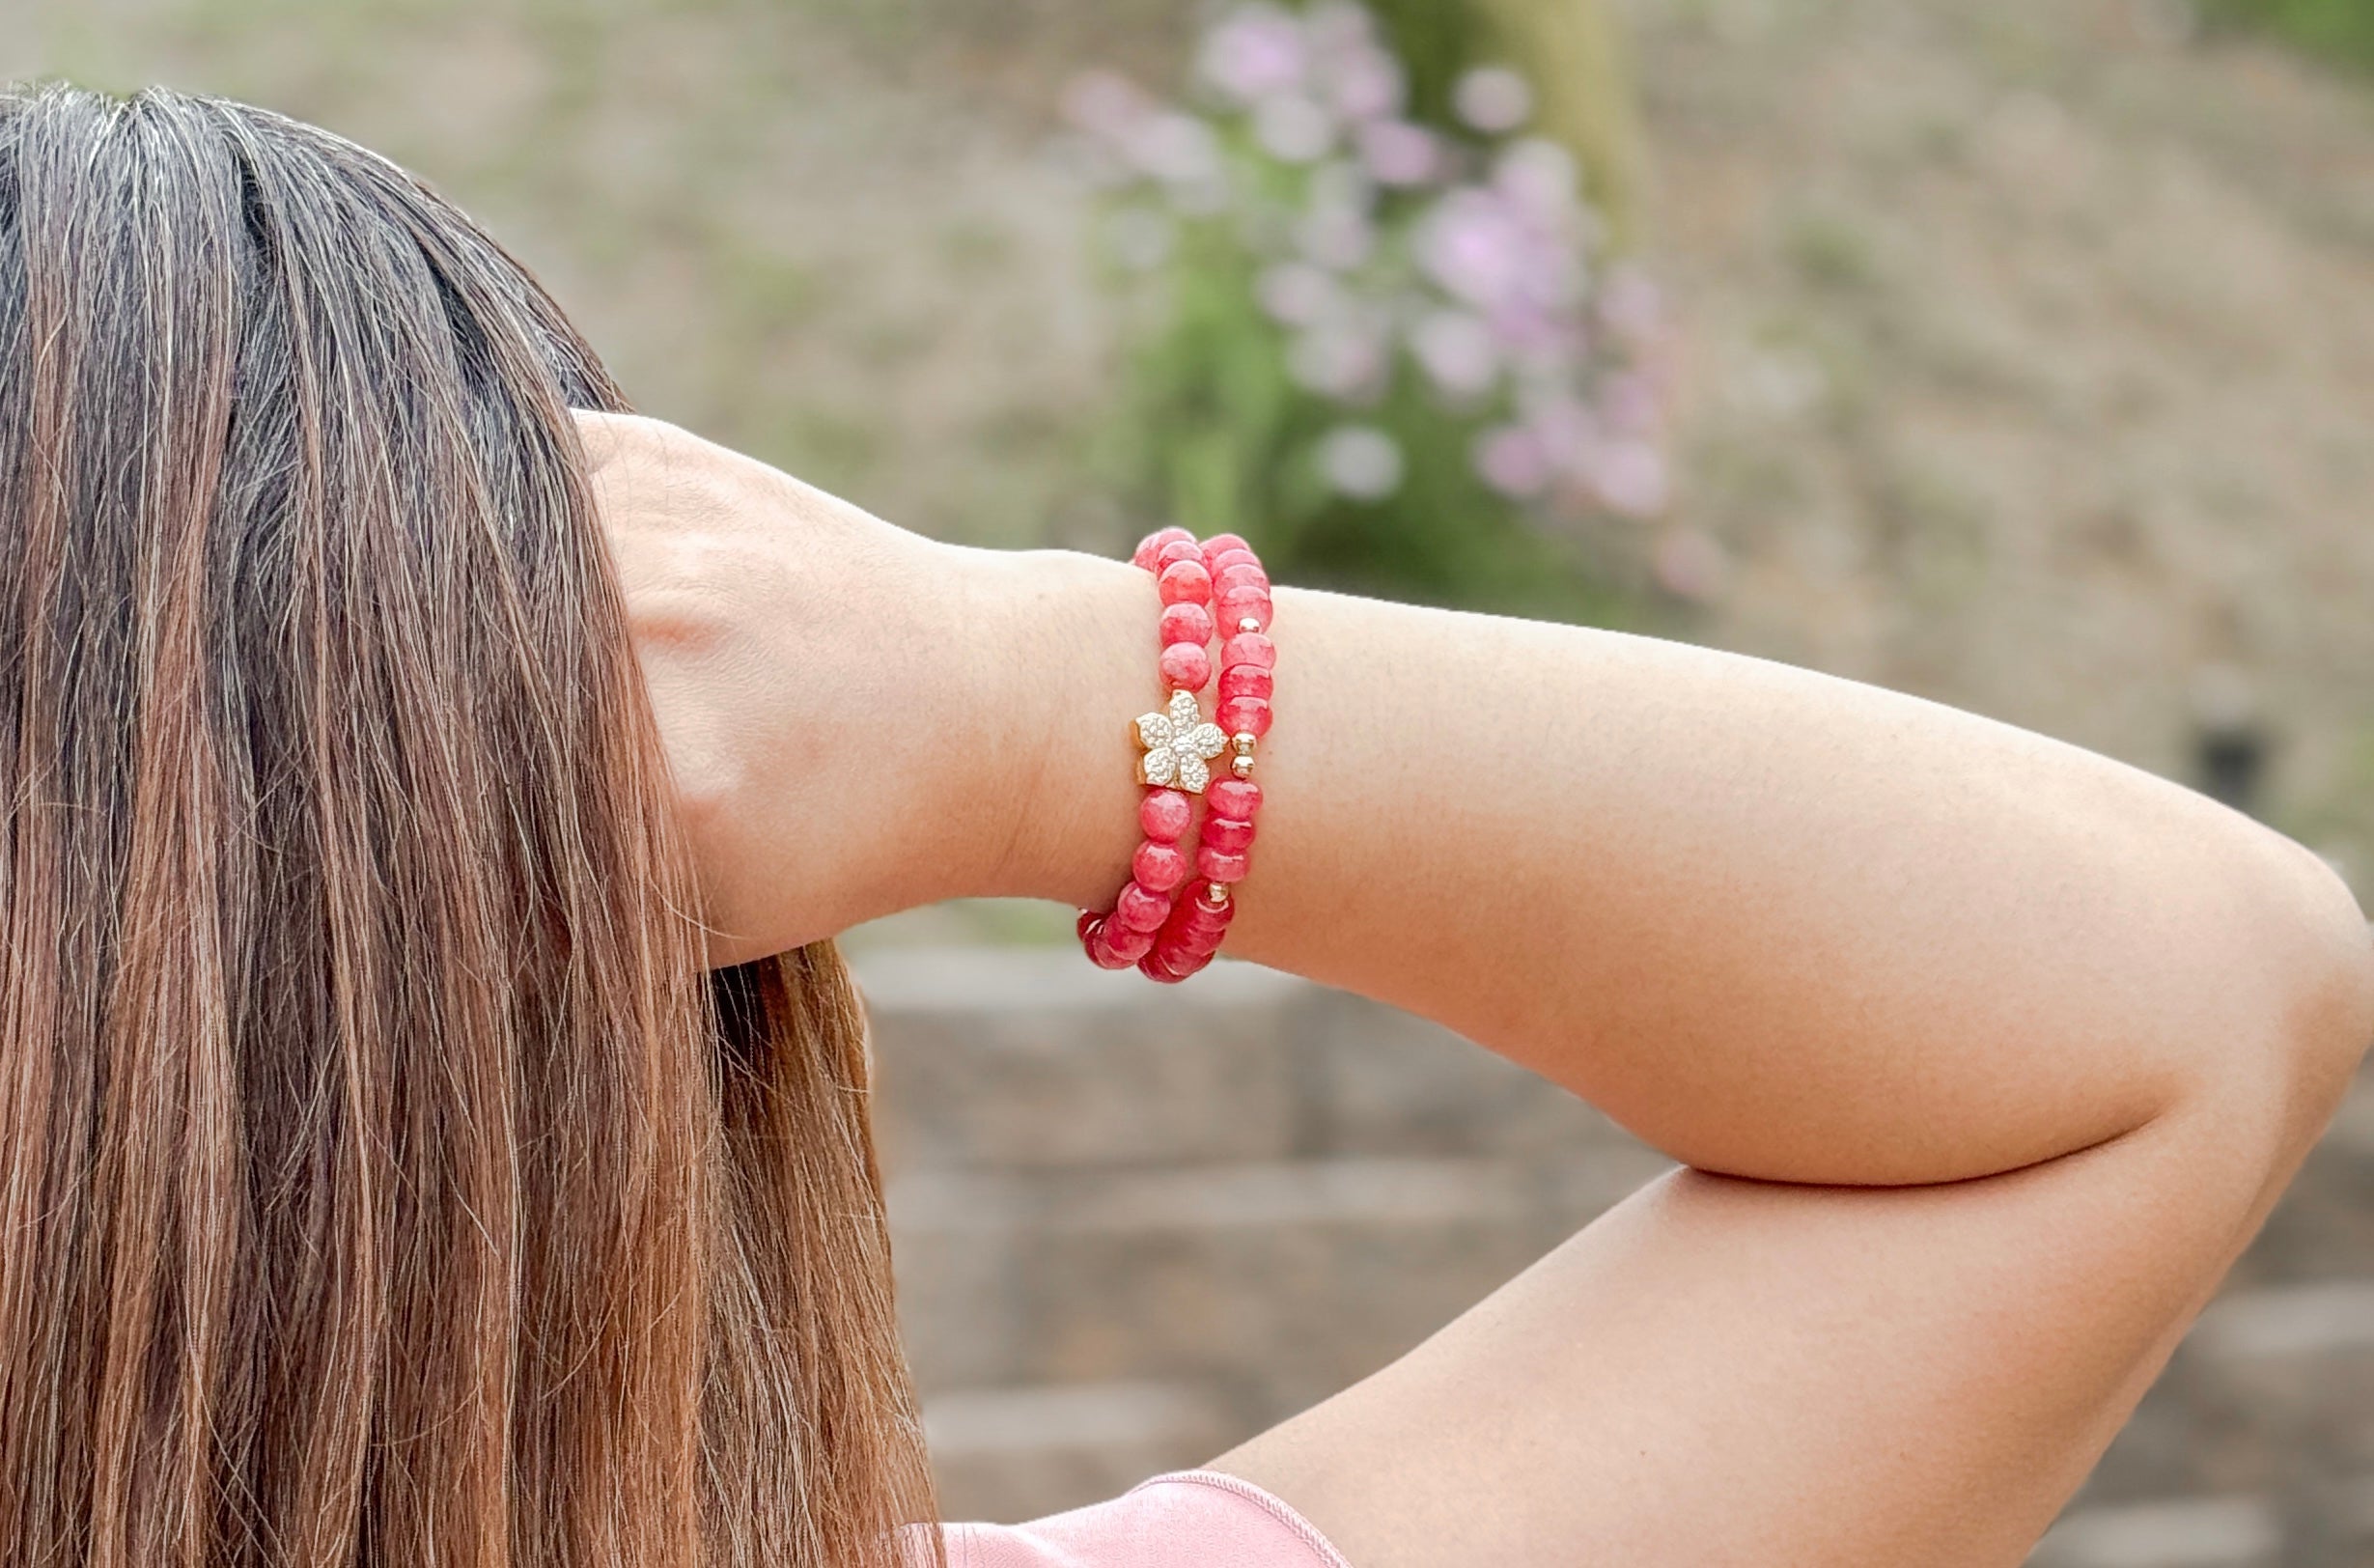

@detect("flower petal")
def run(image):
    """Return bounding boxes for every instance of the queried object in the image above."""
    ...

[1140,747,1179,787]
[1185,721,1228,760]
[1168,688,1204,730]
[1176,752,1210,794]
[1135,711,1176,749]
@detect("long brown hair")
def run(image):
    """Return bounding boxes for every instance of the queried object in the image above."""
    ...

[0,85,936,1565]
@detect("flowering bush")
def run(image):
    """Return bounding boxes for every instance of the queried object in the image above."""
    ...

[1064,0,1673,613]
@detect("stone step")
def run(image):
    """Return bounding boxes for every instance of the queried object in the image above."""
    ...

[922,1380,1230,1525]
[856,946,1634,1172]
[888,1150,1673,1408]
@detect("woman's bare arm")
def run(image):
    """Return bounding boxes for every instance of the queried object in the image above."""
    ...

[580,414,2374,1567]
[979,550,2373,1566]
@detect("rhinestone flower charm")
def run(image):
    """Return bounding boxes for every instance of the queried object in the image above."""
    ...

[1134,687,1230,794]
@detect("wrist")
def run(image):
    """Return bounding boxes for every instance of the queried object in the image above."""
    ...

[944,544,1153,910]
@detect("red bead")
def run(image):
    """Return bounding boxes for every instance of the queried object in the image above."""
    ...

[1207,546,1258,573]
[1159,641,1212,691]
[1139,789,1192,843]
[1158,560,1213,605]
[1132,840,1187,892]
[1115,881,1172,932]
[1200,816,1255,854]
[1158,602,1215,648]
[1216,695,1271,738]
[1157,539,1205,571]
[1076,910,1104,946]
[1217,590,1271,629]
[1216,664,1273,702]
[1197,846,1250,882]
[1132,526,1194,571]
[1215,563,1268,594]
[1207,778,1262,820]
[1103,920,1157,962]
[1088,931,1137,969]
[1204,533,1251,556]
[1220,631,1275,670]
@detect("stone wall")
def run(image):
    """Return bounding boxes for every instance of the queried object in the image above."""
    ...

[860,945,2374,1566]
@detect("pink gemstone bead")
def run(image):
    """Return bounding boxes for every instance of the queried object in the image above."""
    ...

[1158,559,1213,606]
[1203,533,1251,557]
[1139,789,1192,843]
[1207,778,1262,820]
[1157,539,1205,571]
[1115,881,1172,932]
[1132,840,1187,892]
[1159,641,1212,691]
[1200,816,1255,855]
[1197,846,1250,882]
[1206,546,1258,573]
[1158,601,1215,648]
[1215,563,1268,595]
[1217,589,1271,627]
[1088,930,1137,969]
[1076,910,1104,946]
[1216,695,1271,738]
[1103,921,1158,962]
[1217,664,1273,702]
[1132,526,1195,571]
[1220,631,1275,670]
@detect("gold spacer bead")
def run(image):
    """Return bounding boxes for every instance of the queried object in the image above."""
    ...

[1209,882,1230,904]
[1231,754,1256,779]
[1231,732,1257,756]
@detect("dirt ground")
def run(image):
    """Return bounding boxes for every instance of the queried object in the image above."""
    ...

[7,0,2372,890]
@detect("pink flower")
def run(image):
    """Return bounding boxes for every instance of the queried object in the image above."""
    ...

[1473,424,1550,498]
[1410,310,1500,398]
[1415,189,1532,308]
[1257,263,1339,326]
[1356,119,1439,186]
[1315,425,1405,499]
[1288,319,1389,402]
[1252,95,1335,162]
[1199,5,1309,104]
[1582,438,1671,518]
[1321,43,1406,123]
[1453,66,1533,133]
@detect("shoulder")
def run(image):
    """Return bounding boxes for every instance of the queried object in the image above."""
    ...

[918,1469,1355,1568]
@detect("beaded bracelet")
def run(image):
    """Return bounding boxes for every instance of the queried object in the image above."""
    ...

[1142,532,1271,981]
[1076,527,1276,982]
[1076,526,1219,971]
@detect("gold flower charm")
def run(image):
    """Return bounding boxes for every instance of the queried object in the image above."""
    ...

[1134,687,1230,794]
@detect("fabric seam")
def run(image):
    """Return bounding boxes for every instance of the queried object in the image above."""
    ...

[1126,1469,1357,1568]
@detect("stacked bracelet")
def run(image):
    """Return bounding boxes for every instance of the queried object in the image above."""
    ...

[1076,526,1276,983]
[1076,526,1223,971]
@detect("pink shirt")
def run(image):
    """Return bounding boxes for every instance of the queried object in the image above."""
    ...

[915,1470,1355,1568]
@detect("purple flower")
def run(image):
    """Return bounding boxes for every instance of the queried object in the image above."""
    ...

[1473,424,1550,498]
[1315,424,1405,499]
[1581,438,1670,518]
[1288,317,1389,402]
[1199,5,1309,104]
[1453,66,1533,134]
[1257,262,1340,326]
[1410,310,1500,398]
[1252,94,1335,162]
[1414,189,1532,308]
[1356,119,1439,186]
[1321,42,1406,123]
[1493,138,1580,222]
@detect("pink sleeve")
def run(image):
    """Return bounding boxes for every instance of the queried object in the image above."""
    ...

[915,1469,1355,1568]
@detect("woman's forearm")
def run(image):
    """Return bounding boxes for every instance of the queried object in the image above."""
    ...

[971,546,2374,1187]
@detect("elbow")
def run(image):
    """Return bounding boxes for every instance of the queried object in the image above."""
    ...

[2241,834,2373,1153]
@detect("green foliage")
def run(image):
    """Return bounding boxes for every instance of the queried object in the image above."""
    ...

[2209,0,2374,71]
[1110,210,1626,620]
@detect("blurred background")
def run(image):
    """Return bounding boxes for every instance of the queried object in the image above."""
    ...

[5,1,2371,1561]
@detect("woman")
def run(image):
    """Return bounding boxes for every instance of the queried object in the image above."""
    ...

[2,84,2368,1568]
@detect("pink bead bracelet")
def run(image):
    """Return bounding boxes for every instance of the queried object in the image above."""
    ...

[1076,527,1275,983]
